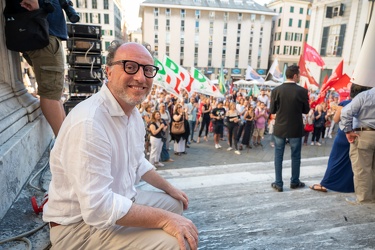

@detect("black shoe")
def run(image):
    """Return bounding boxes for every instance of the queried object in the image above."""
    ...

[271,182,283,192]
[290,182,305,189]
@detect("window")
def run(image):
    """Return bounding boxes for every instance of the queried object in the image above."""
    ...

[166,8,170,16]
[78,0,87,8]
[223,36,227,46]
[224,12,228,21]
[285,32,292,41]
[299,8,303,14]
[166,46,169,56]
[104,14,109,24]
[195,10,200,19]
[104,0,108,9]
[295,33,302,41]
[154,34,158,44]
[305,20,310,28]
[284,46,290,55]
[154,19,158,30]
[181,20,185,31]
[181,9,185,18]
[166,19,170,31]
[238,23,241,32]
[210,11,215,19]
[92,0,97,9]
[324,24,346,56]
[326,4,345,18]
[290,6,294,13]
[260,15,265,23]
[288,18,293,27]
[298,20,302,28]
[278,19,281,27]
[279,7,282,13]
[154,8,159,16]
[238,13,242,21]
[251,14,256,22]
[195,21,199,32]
[90,13,100,24]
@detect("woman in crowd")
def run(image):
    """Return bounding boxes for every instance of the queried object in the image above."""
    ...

[159,102,171,149]
[310,98,354,192]
[311,104,327,146]
[148,111,167,167]
[303,108,315,145]
[197,97,211,143]
[241,105,255,149]
[253,102,268,147]
[171,104,188,156]
[226,102,241,155]
[141,104,152,155]
[159,103,174,162]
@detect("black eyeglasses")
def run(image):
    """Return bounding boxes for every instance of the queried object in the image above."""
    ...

[109,60,159,78]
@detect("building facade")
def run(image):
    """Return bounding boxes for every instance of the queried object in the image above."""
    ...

[140,0,277,79]
[73,0,123,63]
[308,0,374,83]
[268,0,312,70]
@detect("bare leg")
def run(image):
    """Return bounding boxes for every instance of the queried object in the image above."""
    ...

[40,97,66,136]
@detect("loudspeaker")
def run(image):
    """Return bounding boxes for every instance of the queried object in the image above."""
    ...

[67,23,101,39]
[67,38,102,52]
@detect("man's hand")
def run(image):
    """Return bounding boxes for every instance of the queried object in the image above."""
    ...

[167,188,189,210]
[20,0,39,11]
[162,213,199,250]
[345,131,359,143]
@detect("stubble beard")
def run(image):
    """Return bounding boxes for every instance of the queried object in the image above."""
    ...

[117,87,152,107]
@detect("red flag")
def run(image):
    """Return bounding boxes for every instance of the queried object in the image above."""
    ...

[303,81,308,90]
[320,60,350,92]
[304,42,325,68]
[299,55,319,87]
[323,74,328,85]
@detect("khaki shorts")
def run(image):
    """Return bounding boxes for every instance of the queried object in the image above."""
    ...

[24,36,64,101]
[253,127,265,137]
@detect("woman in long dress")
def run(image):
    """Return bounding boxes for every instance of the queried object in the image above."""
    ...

[310,99,354,193]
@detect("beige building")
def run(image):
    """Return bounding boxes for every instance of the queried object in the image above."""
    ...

[268,0,312,70]
[73,0,124,63]
[308,0,374,82]
[140,0,277,79]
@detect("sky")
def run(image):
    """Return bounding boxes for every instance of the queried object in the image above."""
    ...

[122,0,273,32]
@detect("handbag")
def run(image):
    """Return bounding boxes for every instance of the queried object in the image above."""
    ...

[171,120,185,135]
[4,8,49,52]
[304,123,314,132]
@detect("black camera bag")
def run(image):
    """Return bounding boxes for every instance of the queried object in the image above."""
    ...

[3,8,49,52]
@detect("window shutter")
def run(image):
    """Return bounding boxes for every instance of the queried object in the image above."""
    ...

[326,6,333,18]
[339,4,345,16]
[320,27,329,56]
[336,24,346,56]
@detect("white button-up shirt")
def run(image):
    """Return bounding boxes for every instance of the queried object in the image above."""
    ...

[43,84,154,229]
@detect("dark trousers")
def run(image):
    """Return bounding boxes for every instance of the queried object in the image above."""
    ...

[199,118,210,137]
[312,126,323,142]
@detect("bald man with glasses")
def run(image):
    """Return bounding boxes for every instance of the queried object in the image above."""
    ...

[43,41,198,250]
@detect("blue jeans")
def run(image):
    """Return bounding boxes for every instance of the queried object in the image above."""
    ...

[188,120,196,141]
[274,136,302,187]
[160,140,170,162]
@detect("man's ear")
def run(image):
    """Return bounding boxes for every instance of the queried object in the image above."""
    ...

[106,66,111,80]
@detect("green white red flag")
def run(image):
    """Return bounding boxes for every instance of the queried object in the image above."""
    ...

[190,67,224,98]
[153,57,183,98]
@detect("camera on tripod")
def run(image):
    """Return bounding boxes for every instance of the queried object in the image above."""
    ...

[59,0,80,23]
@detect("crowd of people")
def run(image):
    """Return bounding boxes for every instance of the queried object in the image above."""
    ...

[137,79,344,168]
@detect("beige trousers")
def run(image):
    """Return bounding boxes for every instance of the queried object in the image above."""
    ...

[50,190,186,250]
[349,131,375,202]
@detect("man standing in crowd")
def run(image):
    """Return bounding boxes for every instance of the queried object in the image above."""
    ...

[340,84,375,204]
[186,97,198,143]
[270,65,310,192]
[43,41,198,249]
[211,101,226,149]
[18,0,67,136]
